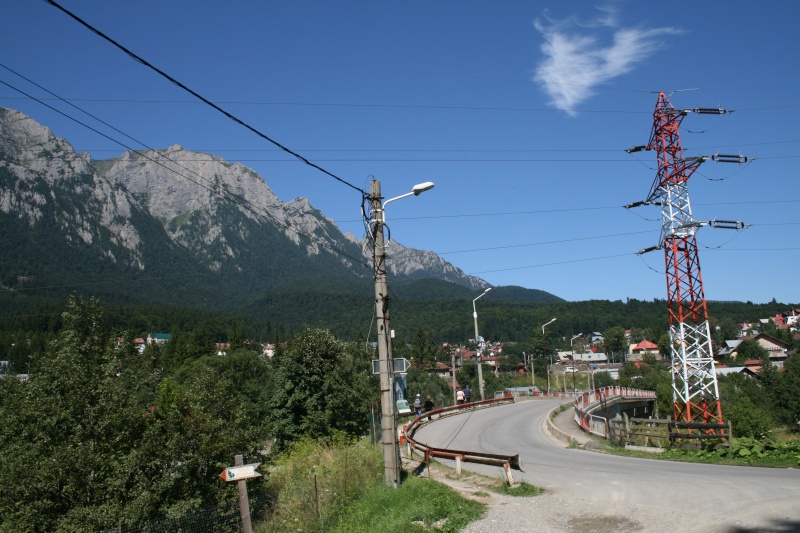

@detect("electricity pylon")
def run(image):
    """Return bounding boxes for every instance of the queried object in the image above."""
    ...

[626,92,748,427]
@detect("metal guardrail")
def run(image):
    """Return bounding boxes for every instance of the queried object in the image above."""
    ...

[402,397,525,475]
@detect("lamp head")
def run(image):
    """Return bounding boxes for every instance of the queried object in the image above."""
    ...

[412,181,435,195]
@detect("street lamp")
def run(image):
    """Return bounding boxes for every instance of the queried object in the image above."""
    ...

[370,179,434,488]
[542,318,556,395]
[570,333,582,356]
[570,333,581,394]
[473,287,492,401]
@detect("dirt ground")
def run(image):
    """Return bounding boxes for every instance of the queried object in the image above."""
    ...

[401,454,649,533]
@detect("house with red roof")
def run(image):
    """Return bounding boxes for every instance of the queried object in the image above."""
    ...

[628,339,660,361]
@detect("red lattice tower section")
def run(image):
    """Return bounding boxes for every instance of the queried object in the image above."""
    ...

[627,92,738,428]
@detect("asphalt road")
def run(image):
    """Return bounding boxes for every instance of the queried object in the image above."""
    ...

[413,399,800,532]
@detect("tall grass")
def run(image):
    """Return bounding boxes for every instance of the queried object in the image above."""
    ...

[254,436,485,532]
[327,474,484,533]
[255,434,382,532]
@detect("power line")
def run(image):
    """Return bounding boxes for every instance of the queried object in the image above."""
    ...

[42,0,365,196]
[4,94,800,115]
[470,252,634,274]
[435,230,654,255]
[467,246,799,277]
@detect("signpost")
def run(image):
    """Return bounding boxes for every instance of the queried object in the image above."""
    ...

[371,357,411,375]
[219,463,262,482]
[220,455,261,533]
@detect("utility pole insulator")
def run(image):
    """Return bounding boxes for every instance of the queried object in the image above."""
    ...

[636,245,660,255]
[711,153,749,164]
[625,145,649,154]
[692,106,730,115]
[708,219,746,230]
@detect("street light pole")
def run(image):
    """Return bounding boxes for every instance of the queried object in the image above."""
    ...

[541,318,556,395]
[525,352,535,391]
[570,333,581,394]
[370,179,434,488]
[473,288,491,401]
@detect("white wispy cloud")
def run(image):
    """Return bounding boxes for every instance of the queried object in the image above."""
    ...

[533,5,681,115]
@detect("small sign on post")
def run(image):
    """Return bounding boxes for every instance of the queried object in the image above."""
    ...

[220,456,261,533]
[219,463,262,482]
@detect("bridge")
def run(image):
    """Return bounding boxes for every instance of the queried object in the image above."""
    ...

[573,386,657,439]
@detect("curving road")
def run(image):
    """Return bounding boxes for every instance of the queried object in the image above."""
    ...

[413,399,800,533]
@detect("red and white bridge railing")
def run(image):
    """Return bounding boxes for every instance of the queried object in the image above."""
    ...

[573,387,657,438]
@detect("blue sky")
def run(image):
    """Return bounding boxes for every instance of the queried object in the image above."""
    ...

[2,1,798,303]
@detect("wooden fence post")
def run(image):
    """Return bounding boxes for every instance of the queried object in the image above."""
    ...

[234,455,253,533]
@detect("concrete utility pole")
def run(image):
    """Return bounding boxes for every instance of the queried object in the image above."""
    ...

[370,178,434,488]
[370,179,400,488]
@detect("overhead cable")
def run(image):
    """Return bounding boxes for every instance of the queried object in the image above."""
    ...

[42,0,365,196]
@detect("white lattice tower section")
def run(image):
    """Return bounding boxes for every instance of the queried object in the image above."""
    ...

[644,93,722,425]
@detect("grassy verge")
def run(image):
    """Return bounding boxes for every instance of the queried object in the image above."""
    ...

[494,481,544,497]
[254,437,486,533]
[595,436,800,468]
[326,474,484,533]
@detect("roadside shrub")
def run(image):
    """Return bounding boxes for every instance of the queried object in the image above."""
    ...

[726,396,774,439]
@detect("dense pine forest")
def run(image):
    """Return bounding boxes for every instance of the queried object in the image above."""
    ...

[0,289,794,374]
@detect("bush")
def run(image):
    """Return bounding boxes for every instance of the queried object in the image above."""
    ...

[726,396,774,439]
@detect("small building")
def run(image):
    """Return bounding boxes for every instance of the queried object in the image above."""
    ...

[573,350,608,363]
[716,339,742,360]
[628,339,660,361]
[555,351,573,363]
[749,333,789,368]
[147,333,172,345]
[715,366,759,379]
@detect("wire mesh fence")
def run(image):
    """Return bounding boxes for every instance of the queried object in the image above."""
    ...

[97,495,272,533]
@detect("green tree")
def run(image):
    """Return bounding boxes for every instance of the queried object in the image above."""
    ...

[0,296,153,531]
[712,317,739,347]
[718,373,774,438]
[267,328,373,452]
[132,368,258,518]
[618,356,672,417]
[734,339,769,363]
[603,326,627,363]
[657,333,671,361]
[0,296,264,532]
[593,370,616,388]
[771,353,800,426]
[410,327,439,370]
[405,367,451,411]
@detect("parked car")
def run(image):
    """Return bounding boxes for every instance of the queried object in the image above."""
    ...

[564,366,578,373]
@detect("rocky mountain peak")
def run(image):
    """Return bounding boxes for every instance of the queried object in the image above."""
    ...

[0,107,491,293]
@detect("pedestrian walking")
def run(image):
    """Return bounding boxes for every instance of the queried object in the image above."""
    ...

[413,393,422,416]
[423,395,434,421]
[463,385,472,403]
[456,387,465,404]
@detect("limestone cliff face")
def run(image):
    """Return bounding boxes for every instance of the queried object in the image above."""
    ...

[0,106,487,291]
[0,108,145,268]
